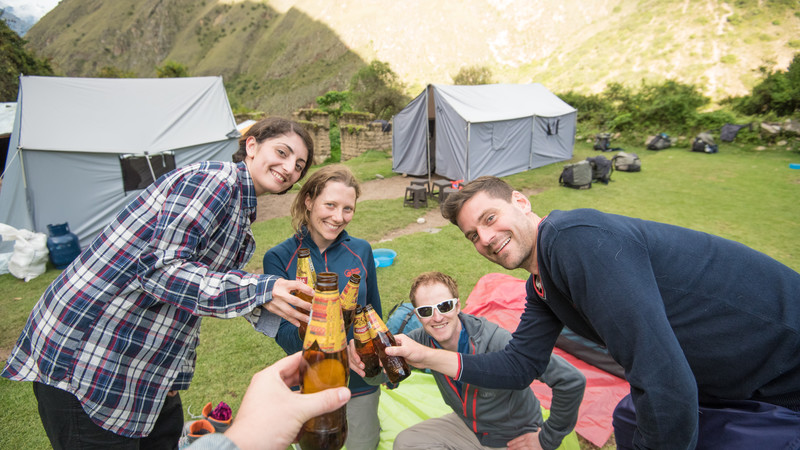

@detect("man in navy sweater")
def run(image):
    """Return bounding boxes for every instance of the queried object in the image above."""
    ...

[386,176,800,449]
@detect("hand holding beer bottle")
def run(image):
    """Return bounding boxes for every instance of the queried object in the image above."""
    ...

[363,305,411,384]
[352,306,381,378]
[295,248,316,340]
[298,272,349,450]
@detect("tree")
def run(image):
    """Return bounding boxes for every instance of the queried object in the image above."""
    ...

[0,18,54,101]
[734,53,800,116]
[348,60,409,120]
[96,66,136,78]
[155,60,189,78]
[452,65,494,85]
[316,90,352,120]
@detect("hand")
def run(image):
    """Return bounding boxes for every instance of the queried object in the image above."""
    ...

[385,334,460,378]
[223,352,351,450]
[347,339,366,377]
[264,279,314,326]
[507,430,543,450]
[383,334,430,367]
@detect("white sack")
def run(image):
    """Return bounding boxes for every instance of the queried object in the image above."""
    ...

[0,223,49,282]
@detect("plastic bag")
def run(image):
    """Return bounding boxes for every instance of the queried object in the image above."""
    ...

[0,224,49,282]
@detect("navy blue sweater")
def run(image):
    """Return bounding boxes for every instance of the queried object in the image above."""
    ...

[460,209,800,449]
[263,227,381,397]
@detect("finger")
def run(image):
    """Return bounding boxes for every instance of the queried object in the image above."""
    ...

[283,279,315,299]
[347,341,364,367]
[273,352,304,386]
[296,388,351,422]
[265,300,307,326]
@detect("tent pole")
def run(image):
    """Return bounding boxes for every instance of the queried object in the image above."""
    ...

[466,122,471,182]
[425,88,431,190]
[143,151,157,183]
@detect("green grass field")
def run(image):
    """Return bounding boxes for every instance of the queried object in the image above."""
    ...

[1,140,799,449]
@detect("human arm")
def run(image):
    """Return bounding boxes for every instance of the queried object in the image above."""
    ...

[541,221,698,449]
[384,334,461,377]
[535,354,585,450]
[189,352,351,450]
[135,169,311,322]
[259,246,306,353]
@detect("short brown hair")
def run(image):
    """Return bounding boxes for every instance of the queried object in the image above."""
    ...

[291,164,361,233]
[440,176,515,226]
[409,271,459,307]
[232,117,315,194]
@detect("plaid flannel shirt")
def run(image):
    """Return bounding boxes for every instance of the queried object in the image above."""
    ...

[2,161,280,437]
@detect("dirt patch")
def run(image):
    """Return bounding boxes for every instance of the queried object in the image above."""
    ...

[255,176,543,243]
[256,174,427,223]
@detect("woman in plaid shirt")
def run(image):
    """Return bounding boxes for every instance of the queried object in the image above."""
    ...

[3,117,317,449]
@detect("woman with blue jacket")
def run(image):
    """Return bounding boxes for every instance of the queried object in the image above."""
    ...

[259,164,382,450]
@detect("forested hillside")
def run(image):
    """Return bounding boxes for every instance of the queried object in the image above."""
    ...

[22,0,800,116]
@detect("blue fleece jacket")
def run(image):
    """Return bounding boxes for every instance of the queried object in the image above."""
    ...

[263,227,381,397]
[459,209,800,449]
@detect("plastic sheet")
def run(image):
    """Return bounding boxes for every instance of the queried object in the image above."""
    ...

[464,273,631,448]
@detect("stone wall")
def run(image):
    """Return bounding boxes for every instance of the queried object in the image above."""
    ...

[238,110,391,165]
[339,112,392,161]
[292,109,331,165]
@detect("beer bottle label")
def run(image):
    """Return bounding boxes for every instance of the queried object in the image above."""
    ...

[303,289,347,352]
[340,281,359,310]
[366,309,389,333]
[353,314,371,344]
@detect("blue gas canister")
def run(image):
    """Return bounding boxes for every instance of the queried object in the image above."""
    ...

[46,223,81,269]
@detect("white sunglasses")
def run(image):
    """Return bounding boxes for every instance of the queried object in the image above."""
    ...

[414,298,458,318]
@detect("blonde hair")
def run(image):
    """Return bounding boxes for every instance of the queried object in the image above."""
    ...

[408,271,459,307]
[291,165,361,233]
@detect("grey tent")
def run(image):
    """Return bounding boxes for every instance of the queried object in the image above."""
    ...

[1,103,16,174]
[0,76,240,251]
[392,83,576,182]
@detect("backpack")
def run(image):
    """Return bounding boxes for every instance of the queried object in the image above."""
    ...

[593,133,611,152]
[385,302,422,335]
[559,160,593,189]
[646,133,672,151]
[586,155,613,184]
[612,151,641,172]
[691,132,718,153]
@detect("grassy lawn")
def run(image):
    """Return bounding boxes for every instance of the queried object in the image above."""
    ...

[1,140,799,449]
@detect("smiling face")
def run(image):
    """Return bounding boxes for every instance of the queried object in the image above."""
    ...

[304,181,357,252]
[413,281,462,351]
[244,132,308,195]
[456,191,539,273]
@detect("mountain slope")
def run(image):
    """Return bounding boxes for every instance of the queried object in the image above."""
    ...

[24,0,800,116]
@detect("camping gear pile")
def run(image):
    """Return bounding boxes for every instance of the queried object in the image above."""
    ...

[691,132,718,153]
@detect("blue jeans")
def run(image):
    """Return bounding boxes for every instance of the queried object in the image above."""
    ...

[613,393,800,449]
[33,382,183,450]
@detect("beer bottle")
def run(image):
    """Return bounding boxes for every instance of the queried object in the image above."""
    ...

[352,306,381,378]
[363,305,410,384]
[298,272,349,450]
[339,273,361,332]
[295,248,316,339]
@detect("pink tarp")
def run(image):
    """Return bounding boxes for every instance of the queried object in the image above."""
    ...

[463,273,630,447]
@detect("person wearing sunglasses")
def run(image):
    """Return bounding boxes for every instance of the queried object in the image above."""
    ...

[384,176,800,449]
[352,271,585,450]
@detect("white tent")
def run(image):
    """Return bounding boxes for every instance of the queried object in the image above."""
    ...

[392,83,576,182]
[0,76,240,251]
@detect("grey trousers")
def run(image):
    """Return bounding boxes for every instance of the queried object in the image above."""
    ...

[393,412,505,450]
